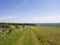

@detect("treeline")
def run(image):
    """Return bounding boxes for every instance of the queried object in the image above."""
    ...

[0,23,36,26]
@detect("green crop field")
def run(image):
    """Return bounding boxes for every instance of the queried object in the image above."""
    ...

[0,23,60,45]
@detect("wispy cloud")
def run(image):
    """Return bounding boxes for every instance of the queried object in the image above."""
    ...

[9,0,29,13]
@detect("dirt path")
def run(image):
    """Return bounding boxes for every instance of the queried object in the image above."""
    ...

[31,30,42,45]
[16,29,28,45]
[16,26,42,45]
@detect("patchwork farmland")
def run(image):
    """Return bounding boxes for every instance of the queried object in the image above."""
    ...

[0,23,60,45]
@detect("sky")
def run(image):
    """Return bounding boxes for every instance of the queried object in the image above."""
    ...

[0,0,60,23]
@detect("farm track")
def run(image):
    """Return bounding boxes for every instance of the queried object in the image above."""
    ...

[16,29,29,45]
[31,30,41,45]
[21,29,33,45]
[16,27,41,45]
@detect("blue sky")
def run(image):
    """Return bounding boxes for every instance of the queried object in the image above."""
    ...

[0,0,60,23]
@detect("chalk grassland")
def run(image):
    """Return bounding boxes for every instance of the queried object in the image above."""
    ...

[0,24,60,45]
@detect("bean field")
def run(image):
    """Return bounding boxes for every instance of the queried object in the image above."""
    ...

[0,24,60,45]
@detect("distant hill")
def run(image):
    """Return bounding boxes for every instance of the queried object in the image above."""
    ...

[36,23,60,26]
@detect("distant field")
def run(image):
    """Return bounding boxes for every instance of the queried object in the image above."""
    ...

[0,24,60,45]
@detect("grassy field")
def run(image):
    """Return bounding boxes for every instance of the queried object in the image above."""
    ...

[0,24,60,45]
